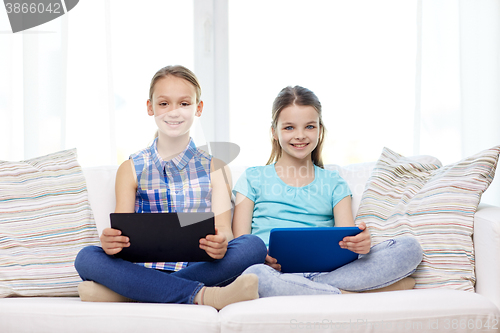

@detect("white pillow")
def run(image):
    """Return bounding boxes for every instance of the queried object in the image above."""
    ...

[355,146,500,291]
[0,149,100,297]
[326,155,441,217]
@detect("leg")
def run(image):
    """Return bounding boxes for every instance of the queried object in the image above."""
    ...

[312,236,423,291]
[77,281,134,302]
[74,246,203,304]
[242,264,341,297]
[173,234,267,286]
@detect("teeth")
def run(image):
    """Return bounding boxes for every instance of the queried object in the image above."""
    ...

[293,143,307,147]
[166,121,182,125]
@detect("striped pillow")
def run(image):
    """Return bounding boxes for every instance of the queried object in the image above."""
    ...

[0,149,100,297]
[355,146,500,291]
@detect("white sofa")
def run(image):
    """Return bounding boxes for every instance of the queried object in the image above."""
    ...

[1,160,499,333]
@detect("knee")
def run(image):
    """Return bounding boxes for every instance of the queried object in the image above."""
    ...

[74,246,104,276]
[233,234,267,264]
[398,236,423,267]
[243,263,272,278]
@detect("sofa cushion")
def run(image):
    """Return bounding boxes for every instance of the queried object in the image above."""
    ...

[0,297,220,333]
[355,146,500,291]
[0,149,100,297]
[220,290,499,333]
[326,155,442,217]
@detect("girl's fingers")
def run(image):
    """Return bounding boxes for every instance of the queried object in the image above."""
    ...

[265,255,281,271]
[200,239,225,249]
[200,244,226,259]
[201,234,227,249]
[265,255,277,264]
[343,240,370,254]
[205,233,226,242]
[200,235,228,259]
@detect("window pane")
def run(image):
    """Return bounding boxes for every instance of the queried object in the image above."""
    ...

[229,0,417,166]
[66,0,194,166]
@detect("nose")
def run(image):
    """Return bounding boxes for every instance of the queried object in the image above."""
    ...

[166,107,180,117]
[295,129,305,140]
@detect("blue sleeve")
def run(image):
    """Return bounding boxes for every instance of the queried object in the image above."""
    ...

[331,171,352,208]
[232,167,258,202]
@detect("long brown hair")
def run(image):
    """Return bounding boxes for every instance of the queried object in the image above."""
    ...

[266,86,326,168]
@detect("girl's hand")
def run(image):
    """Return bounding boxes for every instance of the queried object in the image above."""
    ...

[199,227,228,260]
[265,254,281,271]
[339,222,371,254]
[100,227,130,255]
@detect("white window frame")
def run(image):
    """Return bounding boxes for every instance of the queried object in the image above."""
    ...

[193,0,230,144]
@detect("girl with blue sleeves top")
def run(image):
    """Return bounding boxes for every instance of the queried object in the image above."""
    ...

[232,86,423,297]
[75,65,266,309]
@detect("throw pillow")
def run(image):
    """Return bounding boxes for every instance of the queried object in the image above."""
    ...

[0,149,100,297]
[355,146,500,291]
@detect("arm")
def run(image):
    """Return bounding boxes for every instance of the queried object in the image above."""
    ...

[199,158,233,259]
[232,192,254,238]
[233,192,281,270]
[100,159,137,255]
[334,196,371,254]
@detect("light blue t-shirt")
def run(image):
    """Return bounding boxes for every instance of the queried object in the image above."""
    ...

[232,164,352,247]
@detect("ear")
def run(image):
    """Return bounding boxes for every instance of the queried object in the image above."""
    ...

[195,101,204,117]
[147,99,154,116]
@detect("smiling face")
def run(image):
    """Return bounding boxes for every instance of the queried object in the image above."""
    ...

[147,75,203,140]
[273,104,321,163]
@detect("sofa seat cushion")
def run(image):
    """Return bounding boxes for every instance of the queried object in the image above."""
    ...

[0,297,220,333]
[219,290,500,333]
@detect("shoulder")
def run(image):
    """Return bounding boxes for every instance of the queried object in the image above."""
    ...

[210,157,232,186]
[130,144,152,158]
[235,165,275,185]
[233,165,271,194]
[194,146,212,161]
[245,165,273,177]
[314,166,350,192]
[210,157,226,173]
[129,145,152,164]
[116,159,137,187]
[315,165,342,180]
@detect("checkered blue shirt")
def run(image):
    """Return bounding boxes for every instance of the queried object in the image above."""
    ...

[130,138,212,271]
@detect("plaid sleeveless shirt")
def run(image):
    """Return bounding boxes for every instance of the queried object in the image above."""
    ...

[130,138,212,271]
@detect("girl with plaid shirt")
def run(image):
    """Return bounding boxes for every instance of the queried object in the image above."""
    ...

[75,65,266,309]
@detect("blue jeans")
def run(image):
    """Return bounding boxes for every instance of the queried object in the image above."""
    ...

[74,234,267,304]
[242,236,423,297]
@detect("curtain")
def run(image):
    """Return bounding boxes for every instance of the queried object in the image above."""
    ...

[0,0,498,204]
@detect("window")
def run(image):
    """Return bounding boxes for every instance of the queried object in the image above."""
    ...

[228,0,417,166]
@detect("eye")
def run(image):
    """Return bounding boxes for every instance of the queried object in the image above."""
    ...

[306,125,316,129]
[181,102,190,107]
[284,126,293,130]
[159,102,168,107]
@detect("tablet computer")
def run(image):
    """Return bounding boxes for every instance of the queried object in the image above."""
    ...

[268,227,362,273]
[110,212,215,263]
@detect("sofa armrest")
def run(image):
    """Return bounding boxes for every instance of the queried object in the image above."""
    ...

[474,204,500,309]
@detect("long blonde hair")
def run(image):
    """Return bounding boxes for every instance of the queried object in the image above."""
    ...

[266,86,326,168]
[149,65,201,139]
